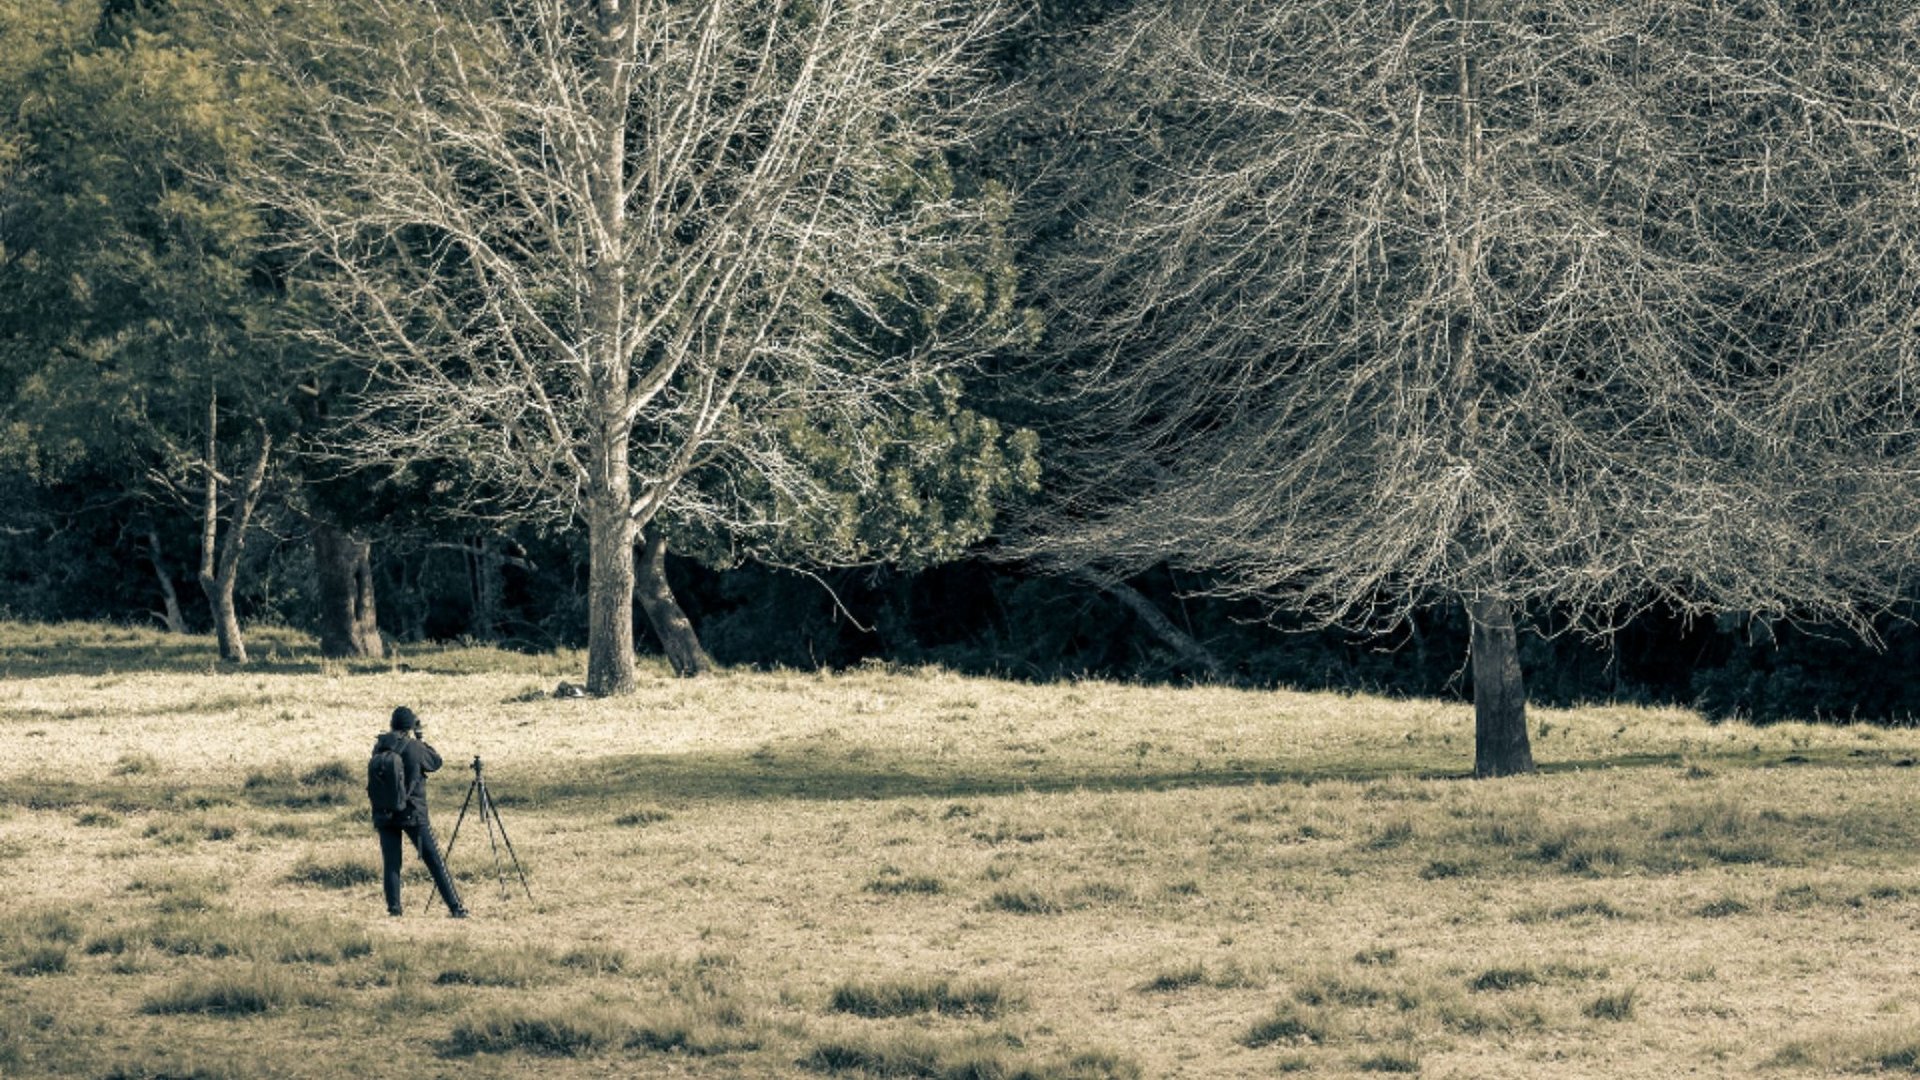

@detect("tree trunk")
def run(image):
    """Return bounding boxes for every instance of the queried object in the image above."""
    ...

[1468,595,1534,778]
[1073,568,1225,681]
[313,521,383,658]
[144,524,188,634]
[196,394,271,665]
[581,2,639,696]
[585,505,638,694]
[636,526,714,677]
[470,534,504,641]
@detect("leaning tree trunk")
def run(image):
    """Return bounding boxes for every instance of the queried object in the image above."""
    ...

[1468,594,1534,778]
[1073,568,1226,681]
[313,521,384,658]
[144,523,189,634]
[196,394,271,665]
[637,526,714,677]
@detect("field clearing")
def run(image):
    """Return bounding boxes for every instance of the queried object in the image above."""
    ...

[3,623,1919,1078]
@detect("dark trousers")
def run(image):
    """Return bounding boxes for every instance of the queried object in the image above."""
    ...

[377,819,463,914]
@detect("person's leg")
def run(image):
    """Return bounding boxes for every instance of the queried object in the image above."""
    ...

[408,821,467,916]
[378,826,404,915]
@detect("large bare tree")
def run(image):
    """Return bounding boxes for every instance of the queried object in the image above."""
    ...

[237,0,1005,693]
[1021,0,1920,775]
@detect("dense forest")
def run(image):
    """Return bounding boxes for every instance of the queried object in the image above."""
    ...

[6,0,1920,732]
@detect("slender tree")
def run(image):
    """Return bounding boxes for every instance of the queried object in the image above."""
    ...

[235,0,1010,693]
[1020,0,1920,775]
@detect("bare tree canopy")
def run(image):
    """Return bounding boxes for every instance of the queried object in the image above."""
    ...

[1020,0,1920,774]
[234,0,1008,693]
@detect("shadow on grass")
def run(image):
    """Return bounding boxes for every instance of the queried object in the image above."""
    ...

[0,622,570,680]
[1,743,1903,815]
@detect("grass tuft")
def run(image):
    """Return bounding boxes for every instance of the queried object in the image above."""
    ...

[829,976,1016,1019]
[141,968,327,1015]
[1354,1047,1421,1073]
[284,858,380,889]
[801,1031,1137,1079]
[7,946,69,975]
[986,888,1063,915]
[1138,962,1208,994]
[865,866,946,895]
[445,1005,628,1057]
[1242,1003,1334,1048]
[1585,987,1637,1021]
[614,805,673,827]
[1693,897,1750,919]
[434,945,554,988]
[1469,966,1540,993]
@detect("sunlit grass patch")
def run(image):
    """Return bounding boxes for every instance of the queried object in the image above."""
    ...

[433,944,557,988]
[1352,1045,1421,1073]
[1766,1022,1920,1072]
[829,976,1017,1019]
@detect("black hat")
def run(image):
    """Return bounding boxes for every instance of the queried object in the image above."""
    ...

[390,706,421,731]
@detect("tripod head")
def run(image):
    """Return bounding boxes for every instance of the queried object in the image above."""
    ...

[471,755,484,777]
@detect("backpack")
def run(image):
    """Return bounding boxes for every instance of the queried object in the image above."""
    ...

[367,741,409,816]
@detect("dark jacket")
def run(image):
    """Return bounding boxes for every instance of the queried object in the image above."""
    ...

[371,730,443,828]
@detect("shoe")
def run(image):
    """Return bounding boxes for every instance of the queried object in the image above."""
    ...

[387,908,403,917]
[449,908,469,919]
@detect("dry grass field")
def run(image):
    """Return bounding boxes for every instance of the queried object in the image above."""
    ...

[3,621,1919,1078]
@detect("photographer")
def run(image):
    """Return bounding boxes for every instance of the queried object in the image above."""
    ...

[369,707,468,918]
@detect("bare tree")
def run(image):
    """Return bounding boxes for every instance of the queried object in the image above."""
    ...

[195,391,273,664]
[1020,0,1920,775]
[235,0,1005,693]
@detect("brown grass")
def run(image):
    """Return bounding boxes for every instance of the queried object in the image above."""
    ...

[0,621,1916,1077]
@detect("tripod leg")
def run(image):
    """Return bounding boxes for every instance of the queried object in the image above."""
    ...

[478,780,509,900]
[426,776,480,913]
[485,789,536,903]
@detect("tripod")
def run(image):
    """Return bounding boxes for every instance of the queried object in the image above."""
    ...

[428,756,533,910]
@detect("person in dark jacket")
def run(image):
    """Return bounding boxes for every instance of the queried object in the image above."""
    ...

[371,706,467,918]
